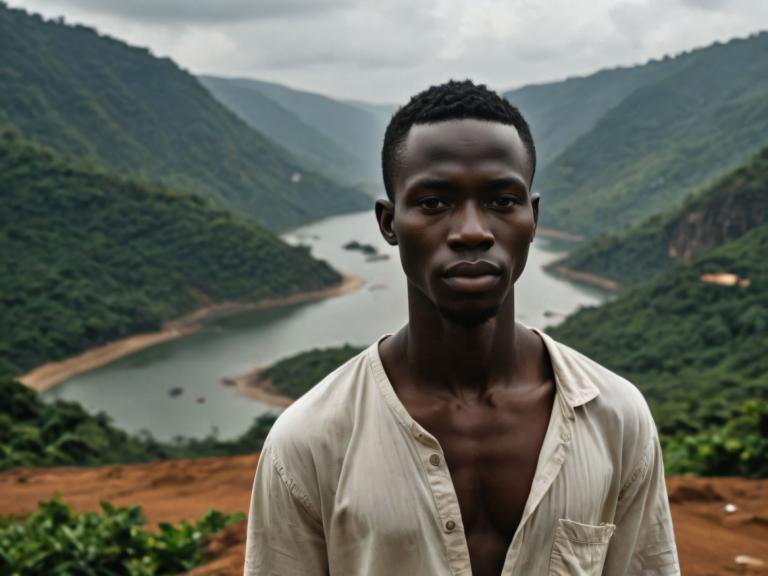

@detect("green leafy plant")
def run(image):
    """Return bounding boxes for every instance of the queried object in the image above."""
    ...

[662,399,768,477]
[0,497,243,575]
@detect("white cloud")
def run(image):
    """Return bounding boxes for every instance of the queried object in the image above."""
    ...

[7,0,768,102]
[20,0,357,23]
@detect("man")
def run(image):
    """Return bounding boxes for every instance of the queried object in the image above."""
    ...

[244,80,679,575]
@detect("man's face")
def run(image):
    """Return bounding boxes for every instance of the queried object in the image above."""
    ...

[376,119,538,326]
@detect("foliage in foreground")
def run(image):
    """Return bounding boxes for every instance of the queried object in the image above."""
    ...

[0,374,276,471]
[0,497,242,575]
[662,400,768,478]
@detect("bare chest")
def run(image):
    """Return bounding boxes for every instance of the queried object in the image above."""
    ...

[402,385,555,575]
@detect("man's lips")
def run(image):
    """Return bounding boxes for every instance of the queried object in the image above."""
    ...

[443,260,502,278]
[442,260,503,293]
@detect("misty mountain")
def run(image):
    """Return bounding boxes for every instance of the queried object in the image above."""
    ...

[0,4,369,231]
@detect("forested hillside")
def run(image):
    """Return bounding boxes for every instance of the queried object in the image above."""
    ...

[504,58,683,166]
[0,4,369,231]
[200,76,372,189]
[0,127,343,375]
[202,77,389,191]
[548,222,767,447]
[522,32,768,237]
[556,146,768,285]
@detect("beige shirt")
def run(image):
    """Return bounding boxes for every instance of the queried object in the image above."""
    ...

[244,329,680,575]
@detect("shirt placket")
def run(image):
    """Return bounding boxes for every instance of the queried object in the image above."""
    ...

[502,394,575,575]
[410,422,473,576]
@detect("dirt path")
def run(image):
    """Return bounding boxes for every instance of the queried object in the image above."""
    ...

[1,458,765,575]
[19,275,362,392]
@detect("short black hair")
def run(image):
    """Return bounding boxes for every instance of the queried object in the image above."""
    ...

[381,79,536,200]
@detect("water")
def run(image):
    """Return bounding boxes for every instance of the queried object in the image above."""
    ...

[45,210,608,440]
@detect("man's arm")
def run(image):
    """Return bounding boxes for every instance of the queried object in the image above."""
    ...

[244,439,328,576]
[603,429,680,575]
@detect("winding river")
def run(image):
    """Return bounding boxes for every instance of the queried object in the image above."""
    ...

[45,210,608,440]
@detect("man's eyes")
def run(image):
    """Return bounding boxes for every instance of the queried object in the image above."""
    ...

[489,196,520,209]
[417,197,450,210]
[416,196,520,211]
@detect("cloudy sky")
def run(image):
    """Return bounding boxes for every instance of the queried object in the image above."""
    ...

[7,0,768,103]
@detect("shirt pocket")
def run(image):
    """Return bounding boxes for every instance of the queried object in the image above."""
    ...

[548,518,616,576]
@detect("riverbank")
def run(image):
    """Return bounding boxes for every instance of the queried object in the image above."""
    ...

[20,275,363,392]
[536,227,585,242]
[544,263,622,292]
[225,368,293,407]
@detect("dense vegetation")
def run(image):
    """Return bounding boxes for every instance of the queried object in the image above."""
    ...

[202,77,391,194]
[0,127,343,374]
[505,56,686,167]
[553,145,768,286]
[0,4,369,231]
[548,222,768,475]
[662,399,767,477]
[531,32,768,237]
[262,344,364,399]
[0,373,276,471]
[0,497,242,575]
[200,76,375,190]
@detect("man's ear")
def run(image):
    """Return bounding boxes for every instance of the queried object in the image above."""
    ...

[531,192,540,242]
[375,199,398,246]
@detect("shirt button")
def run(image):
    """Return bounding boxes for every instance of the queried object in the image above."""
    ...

[429,454,441,466]
[561,430,572,442]
[445,520,456,532]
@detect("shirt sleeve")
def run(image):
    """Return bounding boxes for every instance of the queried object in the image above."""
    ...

[243,440,329,576]
[603,430,680,575]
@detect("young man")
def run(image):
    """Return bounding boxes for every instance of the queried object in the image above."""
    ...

[244,80,680,575]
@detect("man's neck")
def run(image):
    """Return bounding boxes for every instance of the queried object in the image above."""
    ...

[393,284,525,399]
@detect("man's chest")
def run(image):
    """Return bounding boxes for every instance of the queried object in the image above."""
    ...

[417,394,552,523]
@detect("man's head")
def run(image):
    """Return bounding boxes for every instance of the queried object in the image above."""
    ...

[376,80,539,327]
[381,79,536,200]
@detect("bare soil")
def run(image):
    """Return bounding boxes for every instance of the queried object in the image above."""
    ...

[1,457,766,575]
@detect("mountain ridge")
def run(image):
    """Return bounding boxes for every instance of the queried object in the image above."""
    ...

[0,4,369,231]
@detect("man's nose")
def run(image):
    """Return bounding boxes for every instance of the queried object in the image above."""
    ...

[447,201,494,251]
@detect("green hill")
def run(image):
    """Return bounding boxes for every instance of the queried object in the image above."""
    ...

[200,76,373,190]
[260,344,364,399]
[0,4,369,231]
[504,58,683,167]
[555,146,768,285]
[522,32,768,237]
[548,221,768,442]
[208,77,389,192]
[0,127,344,375]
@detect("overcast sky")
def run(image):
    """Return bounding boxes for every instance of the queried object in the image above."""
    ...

[7,0,768,103]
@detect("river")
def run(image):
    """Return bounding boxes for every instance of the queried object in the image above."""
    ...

[45,210,608,440]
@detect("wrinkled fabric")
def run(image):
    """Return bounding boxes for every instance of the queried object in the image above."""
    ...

[244,329,680,575]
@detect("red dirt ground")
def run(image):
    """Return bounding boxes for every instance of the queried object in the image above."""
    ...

[1,455,766,575]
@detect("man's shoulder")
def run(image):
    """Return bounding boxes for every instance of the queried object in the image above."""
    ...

[541,331,657,438]
[264,341,376,459]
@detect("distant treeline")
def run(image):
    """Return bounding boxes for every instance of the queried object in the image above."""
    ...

[0,373,276,472]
